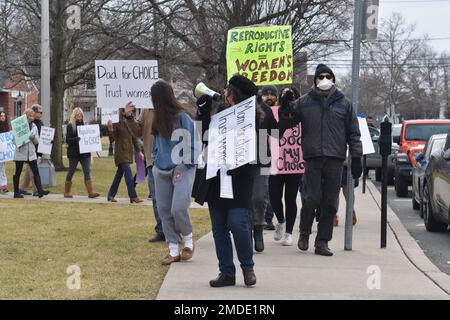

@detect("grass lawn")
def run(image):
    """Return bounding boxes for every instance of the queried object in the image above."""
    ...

[4,152,152,199]
[0,200,211,299]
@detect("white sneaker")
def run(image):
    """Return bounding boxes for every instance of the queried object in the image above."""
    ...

[274,222,285,241]
[281,233,293,246]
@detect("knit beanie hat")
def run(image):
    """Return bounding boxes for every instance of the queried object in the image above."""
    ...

[229,75,258,97]
[314,64,336,83]
[261,85,278,97]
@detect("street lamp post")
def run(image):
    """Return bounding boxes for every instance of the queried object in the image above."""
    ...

[41,0,51,127]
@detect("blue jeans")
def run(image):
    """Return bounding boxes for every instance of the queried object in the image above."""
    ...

[209,206,254,277]
[108,163,137,198]
[147,166,164,237]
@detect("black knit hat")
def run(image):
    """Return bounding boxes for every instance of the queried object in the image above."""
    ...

[314,64,335,83]
[261,85,278,97]
[229,75,258,97]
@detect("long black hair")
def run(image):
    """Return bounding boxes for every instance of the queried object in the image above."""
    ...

[151,80,193,138]
[227,84,265,124]
[0,111,10,133]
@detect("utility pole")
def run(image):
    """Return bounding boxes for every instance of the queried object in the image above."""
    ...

[41,0,51,127]
[345,0,379,250]
[345,0,364,251]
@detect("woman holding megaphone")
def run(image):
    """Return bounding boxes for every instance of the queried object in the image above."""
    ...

[193,75,276,288]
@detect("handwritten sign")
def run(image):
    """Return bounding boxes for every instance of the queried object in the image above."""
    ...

[95,60,159,110]
[37,126,55,155]
[358,117,376,155]
[11,115,30,147]
[226,25,293,86]
[0,132,16,163]
[270,106,305,175]
[101,109,120,125]
[206,96,256,180]
[77,125,102,154]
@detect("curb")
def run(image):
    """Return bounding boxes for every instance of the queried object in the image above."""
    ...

[366,180,450,295]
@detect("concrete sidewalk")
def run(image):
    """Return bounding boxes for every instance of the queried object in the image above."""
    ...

[157,181,450,300]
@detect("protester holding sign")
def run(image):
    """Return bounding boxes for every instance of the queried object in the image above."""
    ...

[12,109,46,199]
[64,107,100,199]
[107,105,144,204]
[248,91,277,253]
[0,111,10,193]
[269,86,304,246]
[194,75,261,288]
[278,64,363,257]
[20,104,50,197]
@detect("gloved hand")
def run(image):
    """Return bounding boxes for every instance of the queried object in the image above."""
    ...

[351,157,363,179]
[196,95,213,117]
[280,90,294,112]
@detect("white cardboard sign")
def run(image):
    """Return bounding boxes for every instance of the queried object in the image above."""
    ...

[101,109,120,125]
[358,117,376,155]
[206,96,256,181]
[37,126,55,155]
[95,60,159,110]
[77,125,102,154]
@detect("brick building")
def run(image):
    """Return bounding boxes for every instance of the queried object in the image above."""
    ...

[0,70,39,121]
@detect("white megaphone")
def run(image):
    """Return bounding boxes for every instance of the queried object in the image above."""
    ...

[194,82,221,101]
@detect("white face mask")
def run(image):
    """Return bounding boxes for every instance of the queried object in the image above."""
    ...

[317,79,334,91]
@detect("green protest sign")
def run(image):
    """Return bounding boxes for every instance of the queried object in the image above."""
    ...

[226,25,293,86]
[11,115,30,146]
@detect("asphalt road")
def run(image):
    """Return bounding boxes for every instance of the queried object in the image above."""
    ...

[369,175,450,276]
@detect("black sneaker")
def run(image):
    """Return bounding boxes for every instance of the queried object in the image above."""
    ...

[263,222,275,231]
[242,268,256,287]
[209,273,236,288]
[33,190,50,197]
[315,246,334,257]
[20,190,32,196]
[14,193,24,199]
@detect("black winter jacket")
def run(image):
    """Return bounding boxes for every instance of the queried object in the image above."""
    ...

[279,87,362,161]
[66,122,91,160]
[33,119,44,157]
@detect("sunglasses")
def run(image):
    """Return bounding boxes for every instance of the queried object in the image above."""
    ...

[318,74,333,80]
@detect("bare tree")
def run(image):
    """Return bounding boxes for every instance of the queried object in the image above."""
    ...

[1,0,155,169]
[143,0,352,90]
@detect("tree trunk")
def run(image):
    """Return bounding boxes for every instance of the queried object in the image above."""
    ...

[50,0,67,171]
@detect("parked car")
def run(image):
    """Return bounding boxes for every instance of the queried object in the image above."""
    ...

[366,126,398,184]
[411,134,447,217]
[423,130,450,232]
[393,120,450,197]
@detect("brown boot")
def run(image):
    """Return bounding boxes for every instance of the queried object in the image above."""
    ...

[64,181,73,198]
[333,215,339,227]
[352,211,357,226]
[85,180,100,199]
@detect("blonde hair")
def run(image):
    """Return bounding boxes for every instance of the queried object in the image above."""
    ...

[23,108,35,117]
[69,107,84,133]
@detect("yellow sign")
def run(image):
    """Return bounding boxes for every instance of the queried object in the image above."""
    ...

[226,25,293,86]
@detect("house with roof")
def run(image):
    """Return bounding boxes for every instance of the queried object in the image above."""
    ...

[0,70,39,120]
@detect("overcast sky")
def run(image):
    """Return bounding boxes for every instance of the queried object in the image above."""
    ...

[313,0,450,77]
[380,0,450,54]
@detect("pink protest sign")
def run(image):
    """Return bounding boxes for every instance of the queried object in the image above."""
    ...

[270,106,305,175]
